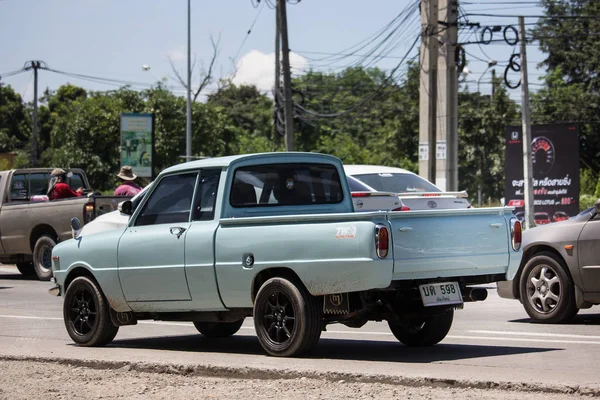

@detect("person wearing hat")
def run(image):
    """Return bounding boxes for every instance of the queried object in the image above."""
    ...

[47,168,83,200]
[114,166,142,196]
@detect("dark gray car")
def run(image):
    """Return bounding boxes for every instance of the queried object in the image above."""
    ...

[497,200,600,323]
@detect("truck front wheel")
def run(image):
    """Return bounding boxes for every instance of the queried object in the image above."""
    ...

[253,277,322,357]
[63,276,119,346]
[33,235,56,281]
[388,309,454,346]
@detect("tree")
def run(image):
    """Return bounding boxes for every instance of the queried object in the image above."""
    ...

[458,77,519,204]
[207,84,274,155]
[291,64,421,170]
[0,84,29,153]
[532,0,600,174]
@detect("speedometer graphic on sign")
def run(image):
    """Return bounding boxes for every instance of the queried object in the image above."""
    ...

[531,136,555,175]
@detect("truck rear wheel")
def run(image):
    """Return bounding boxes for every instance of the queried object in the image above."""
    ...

[33,235,56,281]
[16,262,35,277]
[253,277,322,357]
[193,319,245,338]
[388,309,454,346]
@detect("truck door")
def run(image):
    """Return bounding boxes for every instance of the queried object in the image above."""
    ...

[117,172,197,302]
[184,169,226,310]
[578,215,600,292]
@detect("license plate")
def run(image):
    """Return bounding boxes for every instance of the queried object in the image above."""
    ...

[419,282,462,307]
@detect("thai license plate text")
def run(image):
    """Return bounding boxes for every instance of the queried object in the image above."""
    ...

[419,282,462,307]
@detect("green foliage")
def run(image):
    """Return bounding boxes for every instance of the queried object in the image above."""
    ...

[580,168,597,195]
[533,0,600,189]
[0,84,29,152]
[292,64,420,171]
[580,194,597,211]
[458,78,519,204]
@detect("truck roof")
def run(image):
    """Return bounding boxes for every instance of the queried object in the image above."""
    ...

[161,152,342,175]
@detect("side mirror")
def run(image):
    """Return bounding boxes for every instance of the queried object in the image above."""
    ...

[118,200,133,215]
[595,199,600,214]
[70,217,82,239]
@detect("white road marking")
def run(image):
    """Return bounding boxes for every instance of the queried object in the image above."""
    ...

[469,330,600,340]
[2,315,599,345]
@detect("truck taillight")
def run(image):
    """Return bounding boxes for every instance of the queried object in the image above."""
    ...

[83,202,95,224]
[375,224,389,258]
[392,206,410,211]
[510,218,522,251]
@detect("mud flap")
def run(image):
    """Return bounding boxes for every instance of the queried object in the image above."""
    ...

[323,293,350,315]
[109,308,137,326]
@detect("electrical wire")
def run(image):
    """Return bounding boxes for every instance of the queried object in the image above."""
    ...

[294,35,420,118]
[233,0,266,63]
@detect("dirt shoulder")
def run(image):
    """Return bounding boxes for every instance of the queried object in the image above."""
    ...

[0,359,590,400]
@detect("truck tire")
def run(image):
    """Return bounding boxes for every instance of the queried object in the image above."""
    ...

[388,309,454,346]
[63,276,119,346]
[33,235,56,281]
[193,319,245,338]
[519,252,578,323]
[16,262,35,277]
[253,277,322,357]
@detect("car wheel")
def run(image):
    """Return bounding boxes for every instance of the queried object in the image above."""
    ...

[253,277,322,357]
[63,276,119,346]
[32,235,56,281]
[519,252,578,323]
[193,319,245,338]
[16,262,35,277]
[388,309,454,346]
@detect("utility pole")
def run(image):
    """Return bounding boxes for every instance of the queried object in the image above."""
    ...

[186,0,192,160]
[519,16,535,229]
[441,0,459,191]
[24,61,44,167]
[277,0,294,151]
[419,0,439,184]
[274,7,281,147]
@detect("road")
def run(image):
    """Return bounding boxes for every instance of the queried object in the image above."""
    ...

[1,265,600,395]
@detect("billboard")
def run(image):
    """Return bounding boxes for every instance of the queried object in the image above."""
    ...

[120,113,154,178]
[505,123,579,223]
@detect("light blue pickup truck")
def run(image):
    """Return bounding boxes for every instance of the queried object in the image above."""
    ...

[50,152,522,357]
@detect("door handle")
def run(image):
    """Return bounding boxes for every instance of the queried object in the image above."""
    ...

[169,226,186,239]
[399,227,413,232]
[489,223,503,228]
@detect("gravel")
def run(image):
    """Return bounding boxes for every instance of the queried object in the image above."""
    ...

[0,359,589,400]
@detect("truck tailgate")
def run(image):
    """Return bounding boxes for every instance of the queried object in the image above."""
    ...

[387,207,511,280]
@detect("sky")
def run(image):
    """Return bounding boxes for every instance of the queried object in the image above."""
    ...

[0,0,548,104]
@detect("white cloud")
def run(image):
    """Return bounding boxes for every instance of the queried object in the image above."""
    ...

[167,46,186,62]
[232,50,309,92]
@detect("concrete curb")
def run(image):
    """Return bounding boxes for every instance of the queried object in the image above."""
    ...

[1,354,597,396]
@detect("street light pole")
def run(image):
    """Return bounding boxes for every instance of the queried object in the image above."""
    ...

[186,0,192,160]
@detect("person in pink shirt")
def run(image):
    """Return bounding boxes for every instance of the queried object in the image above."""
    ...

[114,166,142,196]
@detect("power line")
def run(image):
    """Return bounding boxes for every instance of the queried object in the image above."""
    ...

[233,0,266,63]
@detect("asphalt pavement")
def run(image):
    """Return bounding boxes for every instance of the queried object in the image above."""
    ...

[1,265,600,394]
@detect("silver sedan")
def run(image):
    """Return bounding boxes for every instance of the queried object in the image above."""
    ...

[497,200,600,323]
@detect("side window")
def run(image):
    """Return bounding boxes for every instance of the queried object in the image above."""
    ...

[30,173,49,196]
[230,163,343,207]
[192,169,221,221]
[68,173,84,191]
[135,173,197,226]
[10,174,28,201]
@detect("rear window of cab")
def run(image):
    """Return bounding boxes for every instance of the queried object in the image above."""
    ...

[230,163,343,207]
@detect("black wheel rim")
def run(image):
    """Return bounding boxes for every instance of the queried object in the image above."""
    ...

[68,286,98,336]
[41,245,52,271]
[261,291,295,345]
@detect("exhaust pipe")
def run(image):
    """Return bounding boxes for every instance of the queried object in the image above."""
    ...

[463,287,488,302]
